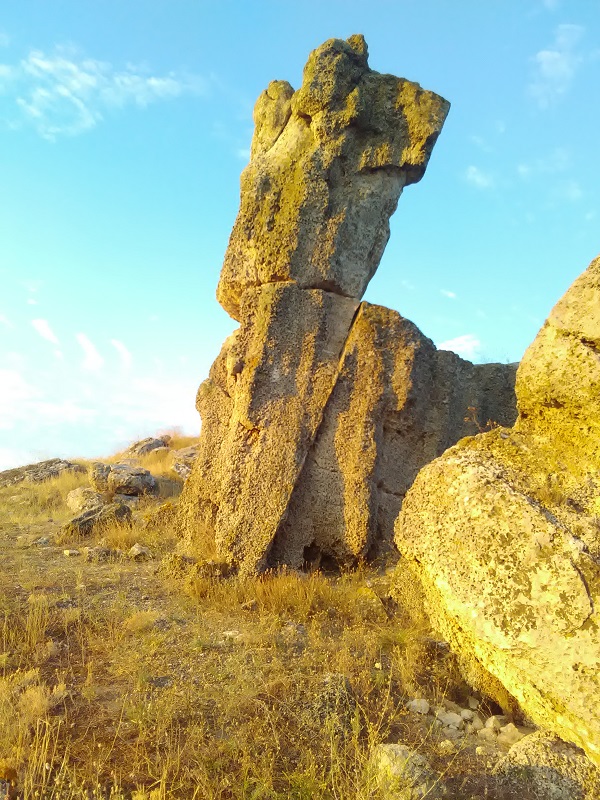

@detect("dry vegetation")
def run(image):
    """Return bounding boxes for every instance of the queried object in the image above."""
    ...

[0,462,527,799]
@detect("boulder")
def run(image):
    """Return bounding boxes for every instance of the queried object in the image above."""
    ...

[394,254,600,766]
[494,732,600,799]
[65,487,105,514]
[125,436,171,457]
[89,462,111,492]
[90,462,157,496]
[169,445,199,480]
[62,502,131,538]
[0,458,85,489]
[371,743,443,799]
[268,304,516,567]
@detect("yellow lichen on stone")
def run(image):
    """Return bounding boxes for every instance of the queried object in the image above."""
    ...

[395,253,600,767]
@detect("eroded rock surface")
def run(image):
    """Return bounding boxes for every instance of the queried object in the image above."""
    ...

[179,35,518,575]
[0,459,84,488]
[395,254,600,766]
[269,304,516,567]
[217,34,450,320]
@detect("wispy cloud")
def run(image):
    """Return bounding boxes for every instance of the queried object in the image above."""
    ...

[440,289,457,299]
[465,165,494,189]
[0,45,207,140]
[76,332,104,372]
[111,338,133,369]
[529,24,585,108]
[517,146,570,179]
[31,318,59,344]
[438,334,481,361]
[0,313,13,328]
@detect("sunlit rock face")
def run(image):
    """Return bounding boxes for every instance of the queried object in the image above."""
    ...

[178,34,515,576]
[217,34,450,321]
[395,254,600,767]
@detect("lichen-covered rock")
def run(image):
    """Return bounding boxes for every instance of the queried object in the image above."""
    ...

[218,35,450,321]
[90,462,157,496]
[179,35,518,575]
[62,502,131,538]
[268,303,516,568]
[89,462,111,493]
[169,445,199,480]
[0,459,85,488]
[394,254,600,766]
[125,436,171,457]
[371,743,443,799]
[178,283,359,574]
[65,487,105,514]
[494,732,600,799]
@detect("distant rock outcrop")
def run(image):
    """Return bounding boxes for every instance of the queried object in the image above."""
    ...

[395,254,600,767]
[0,458,85,489]
[178,35,517,574]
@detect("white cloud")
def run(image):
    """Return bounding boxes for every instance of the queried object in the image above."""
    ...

[0,313,13,328]
[529,24,585,108]
[517,147,570,179]
[470,135,493,153]
[31,318,59,344]
[111,338,133,369]
[76,332,104,371]
[2,46,207,140]
[438,334,482,361]
[465,165,494,189]
[27,298,38,305]
[440,289,457,299]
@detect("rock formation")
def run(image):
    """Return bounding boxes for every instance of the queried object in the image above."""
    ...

[394,254,600,766]
[0,458,85,489]
[179,35,517,574]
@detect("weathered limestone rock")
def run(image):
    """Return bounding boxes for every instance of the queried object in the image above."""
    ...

[65,487,105,514]
[0,458,84,488]
[217,34,450,320]
[179,35,519,575]
[178,35,454,572]
[494,732,600,799]
[268,304,517,567]
[394,254,600,766]
[62,502,131,538]
[169,445,200,480]
[179,282,359,572]
[90,462,157,496]
[125,436,171,457]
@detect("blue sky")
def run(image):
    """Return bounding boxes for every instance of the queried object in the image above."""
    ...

[0,0,598,469]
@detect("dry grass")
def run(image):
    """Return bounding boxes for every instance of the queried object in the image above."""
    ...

[0,468,90,526]
[0,443,527,799]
